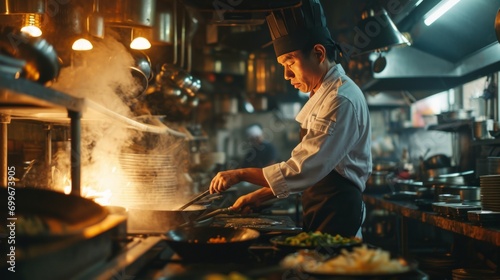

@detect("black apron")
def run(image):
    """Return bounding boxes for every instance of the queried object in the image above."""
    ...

[299,128,364,237]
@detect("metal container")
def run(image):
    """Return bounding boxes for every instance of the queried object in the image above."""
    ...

[473,119,494,140]
[0,0,44,14]
[434,185,481,202]
[102,0,157,27]
[436,109,473,124]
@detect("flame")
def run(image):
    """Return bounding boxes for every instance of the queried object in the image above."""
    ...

[61,175,113,206]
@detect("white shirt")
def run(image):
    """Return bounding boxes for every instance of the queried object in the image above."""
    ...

[263,64,372,198]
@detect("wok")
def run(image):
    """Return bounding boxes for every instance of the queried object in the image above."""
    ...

[0,187,108,240]
[126,204,208,233]
[163,226,260,261]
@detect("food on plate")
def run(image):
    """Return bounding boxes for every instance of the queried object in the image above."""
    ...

[281,245,412,275]
[208,235,228,243]
[203,271,251,280]
[281,231,361,247]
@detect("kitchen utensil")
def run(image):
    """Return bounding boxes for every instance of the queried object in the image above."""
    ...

[177,189,210,210]
[163,226,260,261]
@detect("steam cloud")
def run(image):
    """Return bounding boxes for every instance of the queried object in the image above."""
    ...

[50,31,187,207]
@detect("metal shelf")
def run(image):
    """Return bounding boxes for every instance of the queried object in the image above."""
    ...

[0,76,186,195]
[427,120,472,132]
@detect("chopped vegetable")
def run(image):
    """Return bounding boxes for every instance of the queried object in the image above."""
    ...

[283,231,361,247]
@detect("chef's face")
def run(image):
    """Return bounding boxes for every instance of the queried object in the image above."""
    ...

[277,46,324,93]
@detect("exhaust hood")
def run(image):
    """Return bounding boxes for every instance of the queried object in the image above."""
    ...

[181,0,301,25]
[359,0,500,96]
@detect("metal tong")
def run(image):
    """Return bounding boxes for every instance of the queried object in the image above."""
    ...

[178,206,235,228]
[177,189,210,210]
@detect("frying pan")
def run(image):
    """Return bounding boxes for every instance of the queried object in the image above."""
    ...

[126,204,208,233]
[163,226,260,261]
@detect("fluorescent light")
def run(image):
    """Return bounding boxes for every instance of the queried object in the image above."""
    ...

[72,38,93,51]
[424,0,460,26]
[415,0,424,7]
[130,37,151,50]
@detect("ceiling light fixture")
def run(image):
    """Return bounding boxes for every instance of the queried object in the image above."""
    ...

[130,37,151,50]
[130,28,152,50]
[20,13,42,37]
[424,0,461,26]
[72,38,93,51]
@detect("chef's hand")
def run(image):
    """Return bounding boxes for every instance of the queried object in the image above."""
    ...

[231,187,276,214]
[231,192,261,214]
[209,170,241,194]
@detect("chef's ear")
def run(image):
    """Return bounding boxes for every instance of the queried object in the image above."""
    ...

[312,44,326,63]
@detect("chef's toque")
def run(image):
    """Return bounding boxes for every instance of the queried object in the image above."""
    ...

[266,0,340,60]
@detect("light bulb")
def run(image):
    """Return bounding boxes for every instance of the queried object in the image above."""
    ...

[72,38,93,51]
[130,37,151,50]
[21,26,42,37]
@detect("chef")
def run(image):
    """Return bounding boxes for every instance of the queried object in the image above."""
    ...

[209,0,372,238]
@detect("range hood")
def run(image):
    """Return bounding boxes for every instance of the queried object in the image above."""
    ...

[360,0,500,96]
[182,0,301,25]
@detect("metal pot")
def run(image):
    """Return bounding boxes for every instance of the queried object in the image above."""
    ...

[163,226,260,261]
[434,185,481,202]
[436,109,473,124]
[126,204,207,233]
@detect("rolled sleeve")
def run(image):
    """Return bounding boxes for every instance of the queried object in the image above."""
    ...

[263,163,290,199]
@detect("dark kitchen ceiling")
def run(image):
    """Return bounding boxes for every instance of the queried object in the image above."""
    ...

[322,0,500,96]
[188,0,500,97]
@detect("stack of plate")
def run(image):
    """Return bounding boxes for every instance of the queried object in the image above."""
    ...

[479,175,500,211]
[415,252,457,280]
[452,268,500,280]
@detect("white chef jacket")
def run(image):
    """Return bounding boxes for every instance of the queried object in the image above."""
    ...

[263,64,372,198]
